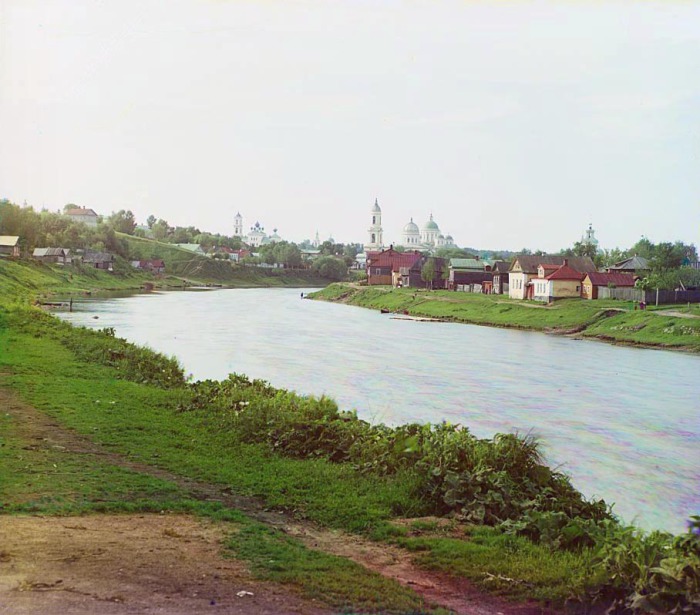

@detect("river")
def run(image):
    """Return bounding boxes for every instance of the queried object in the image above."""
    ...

[57,287,700,534]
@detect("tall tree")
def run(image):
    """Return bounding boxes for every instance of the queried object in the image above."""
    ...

[421,258,436,290]
[107,210,137,235]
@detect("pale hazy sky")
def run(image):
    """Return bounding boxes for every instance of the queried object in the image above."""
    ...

[1,1,698,251]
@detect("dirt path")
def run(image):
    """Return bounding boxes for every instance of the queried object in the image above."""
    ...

[652,309,700,319]
[0,387,552,615]
[0,515,330,615]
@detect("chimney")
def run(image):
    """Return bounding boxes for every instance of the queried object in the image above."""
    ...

[563,258,568,266]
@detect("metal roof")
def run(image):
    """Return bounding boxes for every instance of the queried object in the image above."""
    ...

[0,236,19,247]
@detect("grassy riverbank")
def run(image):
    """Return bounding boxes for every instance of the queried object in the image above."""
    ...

[309,284,700,352]
[0,256,326,306]
[122,234,329,287]
[1,271,698,613]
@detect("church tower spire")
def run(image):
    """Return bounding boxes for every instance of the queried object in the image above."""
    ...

[365,197,384,252]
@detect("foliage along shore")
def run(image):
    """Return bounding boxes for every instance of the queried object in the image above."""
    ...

[0,254,327,307]
[309,284,700,353]
[1,266,699,613]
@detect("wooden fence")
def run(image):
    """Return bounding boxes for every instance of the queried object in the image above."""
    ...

[598,287,700,304]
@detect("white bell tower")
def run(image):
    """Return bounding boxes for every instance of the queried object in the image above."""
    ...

[234,212,243,237]
[365,198,384,252]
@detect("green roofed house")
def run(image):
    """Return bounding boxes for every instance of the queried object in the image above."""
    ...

[0,236,20,257]
[447,257,493,292]
[175,244,206,255]
[606,255,650,275]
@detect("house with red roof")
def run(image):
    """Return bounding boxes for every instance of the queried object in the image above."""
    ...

[509,255,596,300]
[582,272,636,300]
[366,247,423,286]
[531,259,586,302]
[130,259,165,274]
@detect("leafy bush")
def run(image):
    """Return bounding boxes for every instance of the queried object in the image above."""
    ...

[583,516,700,613]
[178,374,607,526]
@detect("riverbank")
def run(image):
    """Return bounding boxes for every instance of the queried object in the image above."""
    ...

[0,258,327,306]
[309,284,700,353]
[1,272,698,613]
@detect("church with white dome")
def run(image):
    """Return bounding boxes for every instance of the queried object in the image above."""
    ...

[363,199,458,254]
[401,214,455,251]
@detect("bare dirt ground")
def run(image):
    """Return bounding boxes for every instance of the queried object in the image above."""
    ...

[0,387,554,615]
[0,515,330,615]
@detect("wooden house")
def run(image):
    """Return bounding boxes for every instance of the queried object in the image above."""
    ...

[509,255,596,300]
[64,207,99,227]
[606,256,650,275]
[0,236,20,257]
[83,250,114,271]
[367,248,422,286]
[582,272,636,300]
[399,255,448,289]
[531,260,585,302]
[130,259,165,274]
[491,261,511,295]
[447,257,492,292]
[33,247,71,265]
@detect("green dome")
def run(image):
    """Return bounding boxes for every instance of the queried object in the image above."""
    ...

[423,216,439,231]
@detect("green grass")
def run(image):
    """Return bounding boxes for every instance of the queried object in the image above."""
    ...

[0,403,441,614]
[0,304,599,607]
[2,276,697,611]
[310,284,700,351]
[396,527,602,603]
[0,257,166,304]
[0,309,421,531]
[228,523,445,614]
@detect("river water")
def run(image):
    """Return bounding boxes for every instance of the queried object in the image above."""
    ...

[58,288,700,533]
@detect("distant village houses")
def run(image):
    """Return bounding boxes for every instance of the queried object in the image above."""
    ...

[366,247,448,289]
[130,259,165,274]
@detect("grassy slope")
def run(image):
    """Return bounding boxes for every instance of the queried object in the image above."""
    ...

[310,284,700,351]
[0,257,158,302]
[0,311,445,614]
[122,234,327,287]
[0,296,600,607]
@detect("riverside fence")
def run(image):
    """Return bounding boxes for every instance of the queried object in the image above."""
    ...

[598,287,700,304]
